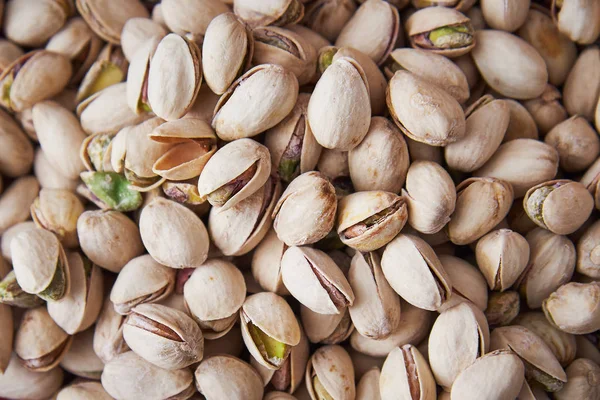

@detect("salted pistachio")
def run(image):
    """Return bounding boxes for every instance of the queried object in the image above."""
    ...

[348,117,409,193]
[577,220,600,279]
[0,50,72,112]
[515,312,576,367]
[94,296,130,364]
[110,254,175,315]
[80,132,115,172]
[15,306,73,372]
[563,46,600,120]
[234,0,304,29]
[0,353,64,400]
[0,271,45,308]
[161,0,229,43]
[439,255,488,311]
[76,44,128,103]
[0,176,39,234]
[121,17,168,62]
[502,99,539,142]
[272,171,337,246]
[306,345,355,400]
[485,291,520,327]
[0,303,11,373]
[301,306,354,345]
[402,161,456,235]
[428,302,490,390]
[523,84,568,135]
[448,177,514,245]
[195,355,264,400]
[380,345,436,400]
[202,12,253,95]
[335,0,399,65]
[0,107,33,178]
[576,335,600,366]
[381,234,452,311]
[3,0,72,47]
[213,64,298,141]
[555,358,600,400]
[316,149,353,197]
[552,0,600,44]
[545,115,600,172]
[490,325,567,392]
[387,70,466,146]
[475,139,558,198]
[475,229,530,291]
[30,189,83,248]
[265,93,322,183]
[79,172,143,212]
[183,259,246,339]
[76,0,149,44]
[60,328,104,379]
[406,7,474,57]
[102,351,195,400]
[289,24,331,53]
[57,381,113,400]
[308,56,371,150]
[251,228,289,295]
[543,282,600,335]
[337,191,408,252]
[303,0,356,42]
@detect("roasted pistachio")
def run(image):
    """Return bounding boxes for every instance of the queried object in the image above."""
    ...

[59,328,104,380]
[0,271,45,308]
[439,255,488,311]
[380,345,436,400]
[554,358,600,400]
[0,353,63,400]
[551,0,600,44]
[79,171,143,212]
[317,149,353,197]
[523,84,568,135]
[577,220,600,279]
[93,296,130,364]
[545,115,600,173]
[76,0,149,44]
[502,99,539,142]
[302,0,356,42]
[480,0,529,32]
[0,107,33,178]
[4,0,71,47]
[543,282,600,335]
[301,306,354,345]
[0,303,12,373]
[121,17,167,62]
[486,291,520,327]
[0,175,39,234]
[57,381,113,400]
[195,355,264,400]
[30,189,83,248]
[251,227,289,295]
[305,345,355,400]
[563,46,600,120]
[234,0,304,29]
[161,0,229,43]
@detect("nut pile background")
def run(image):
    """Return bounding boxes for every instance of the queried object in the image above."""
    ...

[0,0,600,399]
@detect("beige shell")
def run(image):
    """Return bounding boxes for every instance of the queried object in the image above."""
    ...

[554,358,600,400]
[4,0,70,47]
[439,255,488,311]
[76,0,149,44]
[0,220,30,261]
[0,353,64,400]
[31,189,84,248]
[305,345,355,400]
[543,282,600,335]
[35,148,79,191]
[502,99,539,142]
[356,367,381,400]
[0,176,39,235]
[126,36,160,115]
[380,345,437,400]
[57,381,113,400]
[545,116,600,173]
[302,0,355,42]
[75,43,129,104]
[93,296,129,364]
[281,246,354,315]
[337,191,408,252]
[523,84,568,135]
[387,70,466,146]
[552,0,600,44]
[59,328,105,379]
[161,0,229,42]
[480,0,529,32]
[234,0,304,28]
[289,24,331,52]
[0,39,23,75]
[0,107,33,178]
[251,227,289,295]
[195,355,264,400]
[563,46,600,120]
[301,306,354,344]
[110,254,175,315]
[121,17,167,62]
[577,220,600,279]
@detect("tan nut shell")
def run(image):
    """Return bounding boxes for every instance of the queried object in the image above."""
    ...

[31,189,84,248]
[234,0,303,28]
[0,176,39,235]
[301,306,354,344]
[305,345,355,400]
[554,358,600,400]
[543,282,600,335]
[161,0,229,41]
[503,99,539,142]
[35,148,79,191]
[251,227,289,295]
[0,304,12,374]
[195,355,264,400]
[4,0,70,47]
[577,220,600,279]
[60,328,105,379]
[0,353,63,400]
[93,296,129,364]
[552,0,600,44]
[0,107,34,178]
[380,345,437,400]
[356,367,381,400]
[121,17,167,62]
[57,381,113,400]
[440,255,488,311]
[76,0,149,44]
[480,0,529,32]
[545,116,600,173]
[563,46,600,120]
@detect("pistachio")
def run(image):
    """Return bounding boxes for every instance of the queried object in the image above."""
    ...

[0,176,39,235]
[121,17,168,62]
[439,255,488,311]
[34,149,79,192]
[76,44,128,103]
[563,46,600,120]
[0,353,63,400]
[480,0,530,32]
[577,220,600,279]
[411,0,476,11]
[581,157,600,210]
[4,0,71,47]
[80,171,143,212]
[0,271,45,308]
[485,291,521,327]
[93,296,130,364]
[30,189,83,248]
[305,345,355,400]
[161,0,229,43]
[301,306,354,345]
[0,39,23,77]
[57,381,113,400]
[380,345,437,400]
[76,0,149,44]
[523,84,568,135]
[543,282,600,335]
[502,99,539,142]
[545,115,600,173]
[317,149,353,197]
[302,0,356,42]
[251,228,289,296]
[555,358,600,400]
[0,107,34,178]
[0,303,12,373]
[59,328,104,379]
[80,132,115,173]
[195,355,264,400]
[552,0,600,44]
[234,0,304,29]
[289,24,331,52]
[0,221,35,262]
[356,367,381,400]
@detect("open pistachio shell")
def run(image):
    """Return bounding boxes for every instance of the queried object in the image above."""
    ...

[0,176,39,235]
[121,17,167,62]
[80,132,115,173]
[60,328,105,379]
[125,36,159,115]
[195,355,264,400]
[75,43,128,104]
[31,189,84,248]
[161,0,229,43]
[93,296,130,364]
[551,0,600,44]
[301,305,354,345]
[76,0,149,44]
[305,345,355,400]
[543,282,600,335]
[380,345,436,400]
[0,270,45,308]
[234,0,304,29]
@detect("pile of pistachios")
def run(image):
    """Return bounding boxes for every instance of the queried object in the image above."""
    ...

[1,0,600,399]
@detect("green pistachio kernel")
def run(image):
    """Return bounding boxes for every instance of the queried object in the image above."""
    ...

[248,321,289,367]
[37,258,67,302]
[80,171,143,212]
[0,271,45,308]
[86,133,114,171]
[428,24,473,48]
[313,375,334,400]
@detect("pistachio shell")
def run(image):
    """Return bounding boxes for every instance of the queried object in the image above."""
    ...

[0,353,63,399]
[302,0,355,42]
[59,328,105,379]
[161,0,229,42]
[502,99,539,142]
[554,358,600,400]
[305,345,355,400]
[93,296,130,363]
[577,220,600,279]
[545,116,600,173]
[251,228,289,295]
[234,0,304,28]
[0,107,34,177]
[76,0,149,44]
[35,148,79,191]
[0,304,12,373]
[543,282,600,335]
[4,0,69,47]
[75,44,129,103]
[121,17,167,62]
[0,176,39,235]
[480,0,530,32]
[439,255,488,311]
[380,345,437,400]
[195,355,264,400]
[301,306,354,344]
[563,46,600,120]
[356,367,381,400]
[57,381,112,400]
[31,189,83,248]
[523,84,568,135]
[552,0,600,44]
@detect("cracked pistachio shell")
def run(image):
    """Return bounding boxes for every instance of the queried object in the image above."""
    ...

[515,312,576,367]
[210,176,281,256]
[93,296,129,364]
[523,84,568,135]
[308,56,370,150]
[0,221,32,261]
[402,161,456,234]
[485,291,520,327]
[301,306,354,344]
[0,353,63,400]
[126,36,159,115]
[60,328,104,379]
[31,189,84,248]
[524,180,594,235]
[303,0,355,42]
[543,282,600,335]
[387,70,466,146]
[0,303,12,373]
[480,0,529,32]
[272,171,337,246]
[384,48,470,104]
[234,0,304,29]
[348,117,409,193]
[316,150,351,195]
[150,118,217,181]
[490,325,567,392]
[555,358,600,400]
[305,345,355,400]
[0,176,39,234]
[517,228,575,309]
[140,197,209,268]
[32,101,86,180]
[349,252,401,340]
[48,253,103,335]
[406,7,475,58]
[241,292,301,370]
[102,351,195,400]
[123,303,204,370]
[356,367,381,400]
[110,254,175,315]
[198,138,271,210]
[35,148,79,191]
[335,0,399,65]
[439,255,488,311]
[445,96,509,172]
[451,349,524,400]
[577,220,600,278]
[213,64,298,141]
[381,233,452,311]
[265,93,322,183]
[121,17,167,62]
[545,116,600,173]
[380,345,436,400]
[350,299,432,357]
[281,246,354,315]
[475,139,558,198]
[0,270,44,308]
[183,259,246,339]
[503,99,539,142]
[428,302,490,390]
[195,355,264,400]
[162,0,229,43]
[202,13,253,95]
[80,131,115,173]
[11,228,70,302]
[75,43,128,103]
[15,306,73,372]
[57,381,112,400]
[475,229,530,291]
[448,177,514,245]
[76,0,149,44]
[471,30,547,99]
[4,0,71,47]
[251,227,289,295]
[337,191,408,252]
[552,0,600,44]
[0,107,33,177]
[563,46,600,120]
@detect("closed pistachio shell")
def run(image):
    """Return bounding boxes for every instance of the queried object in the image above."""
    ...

[439,255,488,311]
[76,0,149,44]
[0,221,35,263]
[0,108,33,177]
[380,345,436,400]
[554,358,600,400]
[31,189,83,248]
[502,99,539,142]
[577,220,600,279]
[523,84,568,135]
[305,345,355,400]
[485,291,520,327]
[545,116,600,173]
[0,176,39,235]
[251,228,289,295]
[264,392,298,400]
[93,296,130,364]
[162,0,229,42]
[301,306,354,344]
[543,282,600,335]
[4,0,70,47]
[0,353,64,400]
[234,0,304,29]
[387,70,466,146]
[471,30,548,99]
[121,17,167,62]
[356,367,381,400]
[563,46,600,120]
[57,381,112,400]
[316,149,351,195]
[480,0,530,32]
[0,39,23,75]
[581,157,600,210]
[35,149,79,191]
[302,0,355,43]
[59,328,105,379]
[552,0,600,44]
[195,355,264,400]
[289,24,331,52]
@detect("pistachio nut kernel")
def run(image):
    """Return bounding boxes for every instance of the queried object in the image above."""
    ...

[162,181,205,206]
[81,132,115,172]
[76,44,128,103]
[209,163,257,207]
[79,171,143,212]
[414,23,474,50]
[305,345,355,400]
[0,271,45,308]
